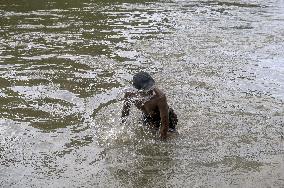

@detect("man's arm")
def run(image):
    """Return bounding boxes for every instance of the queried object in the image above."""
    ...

[158,96,169,139]
[121,92,131,122]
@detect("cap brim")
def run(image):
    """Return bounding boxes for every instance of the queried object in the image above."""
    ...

[142,80,155,90]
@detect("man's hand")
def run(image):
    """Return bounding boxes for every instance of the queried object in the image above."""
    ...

[159,125,168,139]
[121,116,127,124]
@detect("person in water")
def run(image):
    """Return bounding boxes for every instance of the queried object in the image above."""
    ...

[121,71,178,139]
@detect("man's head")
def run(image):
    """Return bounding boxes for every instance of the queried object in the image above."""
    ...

[132,71,155,90]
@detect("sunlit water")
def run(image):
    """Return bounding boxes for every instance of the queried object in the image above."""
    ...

[0,0,283,187]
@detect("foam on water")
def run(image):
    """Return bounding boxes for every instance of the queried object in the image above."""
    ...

[0,0,283,187]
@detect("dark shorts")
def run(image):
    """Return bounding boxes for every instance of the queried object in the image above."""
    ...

[142,108,178,132]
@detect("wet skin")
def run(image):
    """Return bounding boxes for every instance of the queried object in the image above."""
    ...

[121,87,170,139]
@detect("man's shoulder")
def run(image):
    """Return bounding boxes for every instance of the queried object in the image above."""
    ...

[153,88,167,101]
[154,87,165,95]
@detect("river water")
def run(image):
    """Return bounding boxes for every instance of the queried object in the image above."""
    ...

[0,0,283,187]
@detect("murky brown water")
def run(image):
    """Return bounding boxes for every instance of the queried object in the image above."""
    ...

[1,0,284,187]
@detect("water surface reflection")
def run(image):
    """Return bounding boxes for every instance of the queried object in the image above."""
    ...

[1,0,284,187]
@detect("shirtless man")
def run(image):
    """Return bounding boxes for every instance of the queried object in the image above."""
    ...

[121,72,178,139]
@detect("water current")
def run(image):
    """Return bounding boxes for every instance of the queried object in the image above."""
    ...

[0,0,284,187]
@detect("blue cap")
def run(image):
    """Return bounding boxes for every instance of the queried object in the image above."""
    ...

[132,72,155,90]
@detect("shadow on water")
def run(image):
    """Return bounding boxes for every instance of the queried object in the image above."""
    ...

[0,0,171,61]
